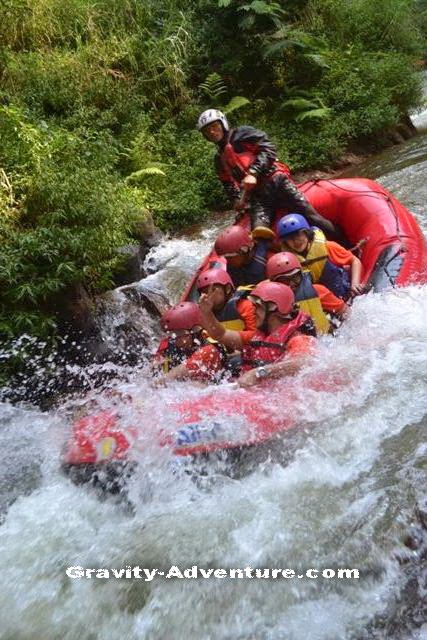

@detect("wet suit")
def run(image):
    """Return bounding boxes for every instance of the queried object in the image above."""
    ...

[215,126,347,244]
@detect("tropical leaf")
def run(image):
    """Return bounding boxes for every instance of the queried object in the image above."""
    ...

[263,39,295,57]
[264,27,330,59]
[125,167,166,185]
[238,13,256,30]
[295,108,331,122]
[282,98,320,110]
[302,53,331,69]
[199,73,227,102]
[222,96,250,114]
[239,1,273,15]
[239,0,285,16]
[237,1,286,30]
[13,284,38,303]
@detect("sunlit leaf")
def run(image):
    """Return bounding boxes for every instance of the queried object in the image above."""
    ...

[222,96,250,114]
[295,108,331,122]
[282,98,319,110]
[125,168,166,185]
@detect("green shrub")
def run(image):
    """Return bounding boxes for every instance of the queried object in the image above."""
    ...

[0,106,147,338]
[302,0,424,57]
[320,50,422,132]
[127,121,224,230]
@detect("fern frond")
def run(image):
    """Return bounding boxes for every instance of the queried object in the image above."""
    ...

[282,98,319,111]
[199,73,227,102]
[222,96,250,114]
[295,108,331,122]
[125,167,166,185]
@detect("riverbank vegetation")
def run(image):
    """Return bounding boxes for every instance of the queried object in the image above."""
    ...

[0,0,425,341]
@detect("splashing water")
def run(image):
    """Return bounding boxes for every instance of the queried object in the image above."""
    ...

[0,283,426,639]
[142,222,230,304]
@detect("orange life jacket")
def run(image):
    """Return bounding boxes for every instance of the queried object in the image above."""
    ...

[241,311,311,371]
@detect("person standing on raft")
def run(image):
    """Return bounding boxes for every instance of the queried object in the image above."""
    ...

[197,108,347,244]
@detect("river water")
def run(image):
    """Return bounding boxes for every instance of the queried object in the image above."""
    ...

[0,109,426,638]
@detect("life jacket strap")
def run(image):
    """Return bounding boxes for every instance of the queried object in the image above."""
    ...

[248,340,287,350]
[302,255,327,267]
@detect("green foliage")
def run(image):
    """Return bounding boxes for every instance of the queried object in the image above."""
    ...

[414,0,427,51]
[237,1,286,30]
[0,105,147,338]
[125,167,167,185]
[302,0,424,57]
[222,96,251,114]
[320,50,422,130]
[281,96,331,123]
[199,73,227,103]
[198,74,251,116]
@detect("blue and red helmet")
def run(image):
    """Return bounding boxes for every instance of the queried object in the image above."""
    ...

[277,214,310,239]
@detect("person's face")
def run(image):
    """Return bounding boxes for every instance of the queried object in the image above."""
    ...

[249,296,277,329]
[224,245,252,269]
[254,299,267,328]
[168,327,202,352]
[271,270,302,292]
[281,230,309,254]
[226,254,247,269]
[201,121,224,143]
[198,284,227,310]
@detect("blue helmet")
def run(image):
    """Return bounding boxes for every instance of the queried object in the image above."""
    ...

[277,214,310,239]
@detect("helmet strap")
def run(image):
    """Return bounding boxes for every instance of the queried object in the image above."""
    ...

[278,305,298,321]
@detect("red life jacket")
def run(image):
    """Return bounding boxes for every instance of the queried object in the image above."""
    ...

[221,142,292,187]
[241,311,311,371]
[155,336,206,373]
[155,335,227,374]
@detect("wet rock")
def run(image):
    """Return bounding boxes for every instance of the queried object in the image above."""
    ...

[416,496,427,530]
[114,244,147,286]
[94,283,169,363]
[143,226,164,249]
[143,244,175,275]
[117,282,170,316]
[403,524,427,552]
[396,123,415,141]
[2,280,170,406]
[399,113,418,137]
[388,130,406,145]
[54,283,97,334]
[132,211,163,247]
[114,212,164,287]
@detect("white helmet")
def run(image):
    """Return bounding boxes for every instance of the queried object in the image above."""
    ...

[197,109,229,133]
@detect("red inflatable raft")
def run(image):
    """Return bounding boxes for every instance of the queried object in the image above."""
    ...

[62,178,427,480]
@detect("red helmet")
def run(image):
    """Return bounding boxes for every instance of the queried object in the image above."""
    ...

[160,302,203,332]
[266,252,301,280]
[196,268,234,291]
[251,281,295,315]
[214,225,253,256]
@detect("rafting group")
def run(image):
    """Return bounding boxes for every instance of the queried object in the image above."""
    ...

[154,108,369,389]
[62,109,427,472]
